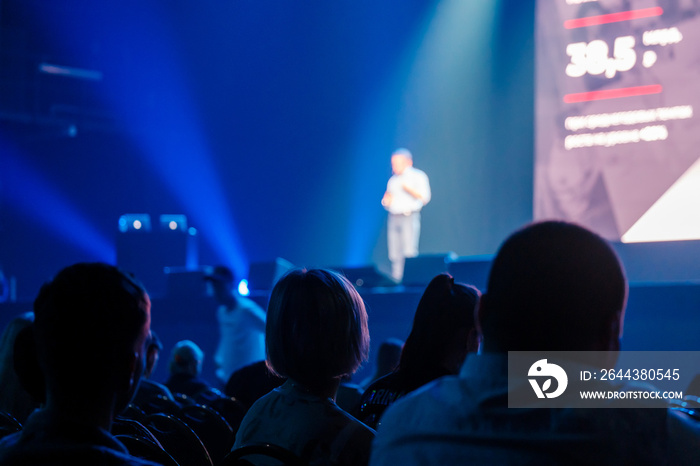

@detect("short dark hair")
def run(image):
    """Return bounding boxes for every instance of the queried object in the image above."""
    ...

[32,263,150,385]
[265,269,369,387]
[479,221,627,351]
[204,265,236,286]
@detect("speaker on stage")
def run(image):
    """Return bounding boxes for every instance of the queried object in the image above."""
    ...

[402,253,457,287]
[247,258,295,292]
[447,255,493,292]
[338,265,397,289]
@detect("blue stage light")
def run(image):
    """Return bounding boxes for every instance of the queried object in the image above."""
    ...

[118,214,152,233]
[238,279,250,296]
[160,214,188,232]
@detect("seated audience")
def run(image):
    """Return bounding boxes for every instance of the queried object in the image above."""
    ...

[0,262,160,465]
[357,273,479,428]
[232,268,375,465]
[370,221,700,465]
[165,339,217,399]
[358,338,404,391]
[224,360,286,411]
[0,312,39,424]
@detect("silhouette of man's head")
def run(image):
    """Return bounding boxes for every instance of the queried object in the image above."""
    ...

[31,263,151,414]
[205,265,237,303]
[478,221,627,352]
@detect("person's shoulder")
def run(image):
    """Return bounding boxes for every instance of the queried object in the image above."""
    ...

[408,166,428,177]
[237,296,266,316]
[0,431,20,454]
[365,372,401,392]
[377,374,462,430]
[0,439,161,466]
[667,407,700,465]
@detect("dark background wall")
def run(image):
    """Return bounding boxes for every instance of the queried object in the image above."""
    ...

[0,0,535,301]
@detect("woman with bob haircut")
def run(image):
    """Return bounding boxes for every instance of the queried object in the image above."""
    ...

[232,268,375,465]
[355,273,480,429]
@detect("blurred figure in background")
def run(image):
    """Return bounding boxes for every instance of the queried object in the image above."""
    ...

[0,312,39,424]
[206,265,266,385]
[381,148,431,281]
[166,339,217,400]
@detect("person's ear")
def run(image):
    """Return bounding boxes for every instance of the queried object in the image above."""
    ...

[607,311,622,352]
[466,327,480,353]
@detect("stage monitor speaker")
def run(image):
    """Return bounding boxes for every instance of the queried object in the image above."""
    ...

[338,265,397,289]
[247,258,295,292]
[117,230,198,297]
[402,253,457,287]
[447,255,493,292]
[165,267,209,298]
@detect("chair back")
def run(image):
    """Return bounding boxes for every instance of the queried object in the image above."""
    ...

[113,416,162,446]
[0,411,21,440]
[116,434,181,466]
[120,404,148,423]
[145,413,213,466]
[180,404,234,464]
[139,394,183,416]
[205,396,247,433]
[222,443,307,466]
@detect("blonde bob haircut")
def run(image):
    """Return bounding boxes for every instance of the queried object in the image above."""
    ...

[266,268,370,387]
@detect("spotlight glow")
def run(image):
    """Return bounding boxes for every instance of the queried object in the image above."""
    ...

[238,279,250,296]
[3,144,114,262]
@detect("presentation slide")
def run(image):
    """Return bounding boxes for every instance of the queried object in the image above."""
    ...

[535,0,700,242]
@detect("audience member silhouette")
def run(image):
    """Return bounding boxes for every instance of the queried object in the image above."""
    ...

[0,262,160,465]
[224,360,286,411]
[165,339,218,399]
[370,221,700,465]
[232,268,375,465]
[356,273,479,429]
[0,312,39,425]
[358,338,404,391]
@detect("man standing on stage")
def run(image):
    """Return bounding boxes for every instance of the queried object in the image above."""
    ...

[381,148,431,281]
[205,265,266,385]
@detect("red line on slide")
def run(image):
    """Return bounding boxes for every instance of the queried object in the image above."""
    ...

[564,7,663,29]
[563,84,663,103]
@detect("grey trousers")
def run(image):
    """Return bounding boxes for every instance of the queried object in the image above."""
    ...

[388,212,421,281]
